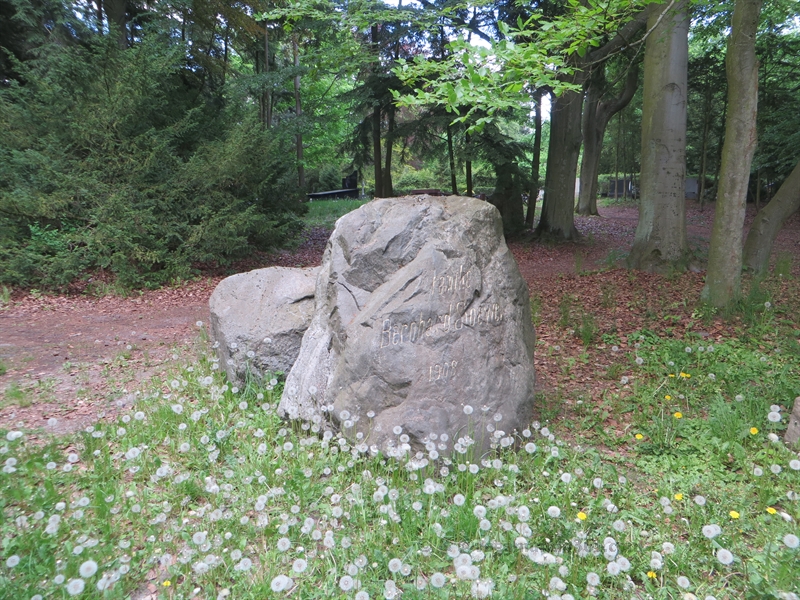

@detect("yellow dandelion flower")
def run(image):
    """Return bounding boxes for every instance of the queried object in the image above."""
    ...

[635,433,644,440]
[766,507,777,515]
[674,411,683,419]
[730,510,740,519]
[674,493,683,501]
[665,395,672,400]
[577,512,587,521]
[647,571,657,579]
[163,581,171,587]
[669,373,676,378]
[750,427,759,435]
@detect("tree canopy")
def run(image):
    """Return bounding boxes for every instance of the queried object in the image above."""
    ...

[1,0,799,290]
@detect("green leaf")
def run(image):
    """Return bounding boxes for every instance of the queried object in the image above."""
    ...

[445,83,458,107]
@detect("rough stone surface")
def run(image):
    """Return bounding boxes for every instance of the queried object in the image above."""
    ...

[786,396,800,449]
[279,195,536,454]
[209,267,318,384]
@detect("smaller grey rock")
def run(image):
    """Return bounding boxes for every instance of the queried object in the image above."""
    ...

[785,396,800,449]
[209,266,319,384]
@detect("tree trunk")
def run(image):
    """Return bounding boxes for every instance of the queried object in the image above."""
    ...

[489,164,524,235]
[525,89,543,228]
[702,0,761,308]
[447,124,458,195]
[383,102,395,196]
[755,169,761,211]
[95,0,103,31]
[577,63,639,216]
[628,0,690,272]
[742,159,800,274]
[293,34,304,188]
[372,105,383,197]
[536,6,652,239]
[104,0,127,49]
[371,25,383,197]
[698,77,712,208]
[465,131,473,196]
[264,23,272,129]
[536,87,583,239]
[222,27,229,87]
[712,97,728,197]
[614,112,620,198]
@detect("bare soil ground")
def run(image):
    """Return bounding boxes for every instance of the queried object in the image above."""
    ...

[1,202,798,439]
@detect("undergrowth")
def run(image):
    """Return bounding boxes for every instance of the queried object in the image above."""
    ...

[0,308,798,599]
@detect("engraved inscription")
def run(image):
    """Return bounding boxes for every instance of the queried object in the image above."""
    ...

[379,302,503,348]
[429,361,458,382]
[431,265,473,297]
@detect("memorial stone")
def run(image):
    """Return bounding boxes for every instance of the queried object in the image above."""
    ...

[279,195,536,455]
[786,396,800,449]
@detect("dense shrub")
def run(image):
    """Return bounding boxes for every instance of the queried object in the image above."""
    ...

[0,32,305,289]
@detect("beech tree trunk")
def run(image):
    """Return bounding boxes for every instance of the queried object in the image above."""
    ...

[537,88,583,239]
[743,159,800,274]
[576,64,639,216]
[702,0,761,307]
[537,7,652,239]
[628,0,690,272]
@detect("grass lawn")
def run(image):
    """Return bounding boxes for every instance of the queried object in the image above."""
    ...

[1,229,799,599]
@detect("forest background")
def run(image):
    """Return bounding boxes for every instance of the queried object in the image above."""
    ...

[1,0,798,298]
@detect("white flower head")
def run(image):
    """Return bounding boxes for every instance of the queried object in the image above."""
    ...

[271,575,291,592]
[66,579,86,596]
[716,549,734,565]
[702,524,721,539]
[430,572,446,588]
[79,560,98,578]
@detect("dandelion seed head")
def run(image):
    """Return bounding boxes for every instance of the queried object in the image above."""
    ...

[702,524,721,539]
[717,549,734,565]
[79,560,98,577]
[271,575,291,592]
[66,579,85,595]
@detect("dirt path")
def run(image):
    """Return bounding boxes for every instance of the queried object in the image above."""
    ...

[1,202,798,436]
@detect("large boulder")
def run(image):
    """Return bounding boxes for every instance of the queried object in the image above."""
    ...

[279,195,536,455]
[786,396,800,449]
[209,267,318,384]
